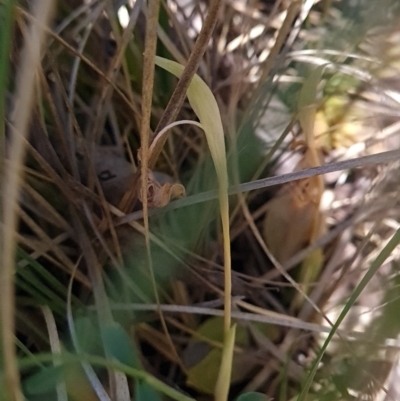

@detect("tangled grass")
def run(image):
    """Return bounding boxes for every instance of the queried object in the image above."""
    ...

[2,1,400,400]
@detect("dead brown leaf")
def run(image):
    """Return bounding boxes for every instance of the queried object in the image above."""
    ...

[263,146,325,264]
[138,170,186,208]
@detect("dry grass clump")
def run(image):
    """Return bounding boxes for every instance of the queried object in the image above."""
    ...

[2,1,400,401]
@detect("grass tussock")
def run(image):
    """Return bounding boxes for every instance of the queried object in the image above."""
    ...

[2,1,400,401]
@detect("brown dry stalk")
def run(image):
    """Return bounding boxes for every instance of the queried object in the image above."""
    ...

[17,7,140,118]
[149,0,223,168]
[244,1,301,123]
[140,0,185,372]
[1,2,55,400]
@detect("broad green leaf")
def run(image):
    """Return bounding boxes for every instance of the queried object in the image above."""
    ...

[196,317,247,343]
[135,380,163,401]
[186,318,266,393]
[186,342,255,395]
[75,316,102,355]
[102,322,141,369]
[23,366,64,395]
[187,347,223,394]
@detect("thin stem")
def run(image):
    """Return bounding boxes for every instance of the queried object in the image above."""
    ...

[220,190,231,335]
[0,0,15,385]
[1,2,55,400]
[149,0,222,168]
[116,148,400,224]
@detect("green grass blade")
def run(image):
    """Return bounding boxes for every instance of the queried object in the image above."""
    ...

[297,227,400,401]
[16,249,82,307]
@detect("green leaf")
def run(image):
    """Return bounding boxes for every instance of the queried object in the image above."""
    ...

[75,315,102,355]
[187,347,222,394]
[135,380,163,401]
[19,352,196,401]
[17,248,81,305]
[236,393,270,401]
[102,322,141,369]
[23,366,64,395]
[186,318,256,394]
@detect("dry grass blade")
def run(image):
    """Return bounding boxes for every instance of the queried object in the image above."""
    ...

[0,0,14,190]
[107,302,355,335]
[41,306,68,401]
[154,56,233,401]
[116,148,400,223]
[299,227,400,401]
[88,1,139,143]
[140,0,184,377]
[247,1,301,116]
[1,2,55,400]
[214,324,236,401]
[18,7,140,118]
[141,0,161,269]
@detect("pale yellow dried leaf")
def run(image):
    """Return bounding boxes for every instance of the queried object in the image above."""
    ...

[214,325,236,401]
[154,57,228,194]
[154,56,233,401]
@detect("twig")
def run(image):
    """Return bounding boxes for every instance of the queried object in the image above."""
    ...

[149,0,223,168]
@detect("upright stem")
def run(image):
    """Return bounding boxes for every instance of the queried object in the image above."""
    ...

[149,0,222,168]
[1,2,54,400]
